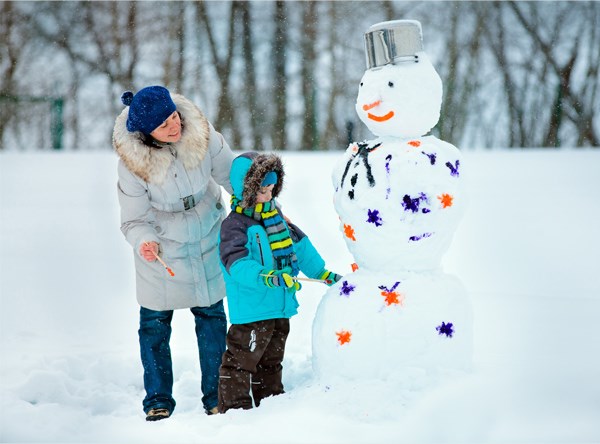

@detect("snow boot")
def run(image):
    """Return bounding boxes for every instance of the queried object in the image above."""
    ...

[145,408,170,421]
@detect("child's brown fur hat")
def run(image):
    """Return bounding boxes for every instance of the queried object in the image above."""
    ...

[234,152,285,208]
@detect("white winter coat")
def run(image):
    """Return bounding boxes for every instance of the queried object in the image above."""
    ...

[113,93,234,311]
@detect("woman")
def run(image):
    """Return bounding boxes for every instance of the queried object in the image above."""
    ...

[112,85,234,421]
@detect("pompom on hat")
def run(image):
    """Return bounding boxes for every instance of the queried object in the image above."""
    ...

[121,86,176,134]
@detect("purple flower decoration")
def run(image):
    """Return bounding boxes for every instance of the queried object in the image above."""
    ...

[421,151,437,165]
[402,193,430,213]
[378,281,400,293]
[367,209,383,227]
[402,194,421,213]
[339,280,355,297]
[446,160,460,177]
[409,232,433,242]
[436,322,454,338]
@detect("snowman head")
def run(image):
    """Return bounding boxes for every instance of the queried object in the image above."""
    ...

[356,20,442,139]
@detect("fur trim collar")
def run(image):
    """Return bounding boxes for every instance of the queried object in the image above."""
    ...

[112,93,210,184]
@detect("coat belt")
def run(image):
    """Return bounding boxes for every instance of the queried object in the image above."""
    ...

[150,181,222,213]
[149,189,205,213]
[174,189,205,212]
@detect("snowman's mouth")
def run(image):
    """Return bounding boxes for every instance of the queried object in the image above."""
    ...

[367,111,394,122]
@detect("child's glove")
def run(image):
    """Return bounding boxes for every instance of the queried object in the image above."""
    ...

[262,267,301,291]
[319,270,342,286]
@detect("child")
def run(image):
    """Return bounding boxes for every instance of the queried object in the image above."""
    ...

[217,152,341,413]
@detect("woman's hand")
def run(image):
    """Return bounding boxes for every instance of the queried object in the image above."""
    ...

[140,241,159,262]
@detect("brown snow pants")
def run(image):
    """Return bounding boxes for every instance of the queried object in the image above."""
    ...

[217,318,290,413]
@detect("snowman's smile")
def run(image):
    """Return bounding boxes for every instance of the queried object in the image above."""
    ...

[367,111,395,122]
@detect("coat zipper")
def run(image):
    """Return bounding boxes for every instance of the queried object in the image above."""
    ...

[256,233,265,266]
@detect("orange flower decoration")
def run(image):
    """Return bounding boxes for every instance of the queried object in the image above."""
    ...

[336,329,352,345]
[351,263,359,272]
[438,193,454,208]
[381,290,404,306]
[408,140,421,147]
[343,224,356,241]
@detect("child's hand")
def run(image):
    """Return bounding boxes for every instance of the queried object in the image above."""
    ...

[262,267,300,291]
[319,270,342,286]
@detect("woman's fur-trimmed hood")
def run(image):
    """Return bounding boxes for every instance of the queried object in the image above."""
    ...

[230,152,285,208]
[112,93,210,184]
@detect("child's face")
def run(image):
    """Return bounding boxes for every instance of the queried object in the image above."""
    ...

[256,184,275,203]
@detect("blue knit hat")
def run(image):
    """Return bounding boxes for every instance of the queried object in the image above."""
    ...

[121,86,176,134]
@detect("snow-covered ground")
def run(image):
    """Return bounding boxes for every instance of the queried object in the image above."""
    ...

[1,149,599,443]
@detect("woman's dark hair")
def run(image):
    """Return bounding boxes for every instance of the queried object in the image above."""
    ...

[140,132,164,149]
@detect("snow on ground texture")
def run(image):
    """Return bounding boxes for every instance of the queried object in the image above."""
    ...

[1,150,599,443]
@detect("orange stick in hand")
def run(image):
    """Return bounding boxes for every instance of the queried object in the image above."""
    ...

[145,243,175,277]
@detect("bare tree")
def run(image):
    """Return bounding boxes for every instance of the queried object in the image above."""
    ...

[481,3,529,147]
[383,0,396,21]
[0,1,22,148]
[3,0,598,151]
[2,2,72,150]
[162,2,186,92]
[196,1,241,149]
[28,2,139,118]
[22,1,142,149]
[508,1,599,147]
[320,2,339,150]
[434,2,483,146]
[271,0,288,151]
[300,1,318,150]
[239,1,263,150]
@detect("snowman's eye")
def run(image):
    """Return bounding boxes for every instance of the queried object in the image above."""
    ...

[360,82,363,87]
[388,81,394,87]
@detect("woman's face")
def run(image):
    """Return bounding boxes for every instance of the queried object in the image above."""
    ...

[150,111,181,143]
[256,184,275,203]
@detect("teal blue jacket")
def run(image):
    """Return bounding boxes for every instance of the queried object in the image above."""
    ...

[219,152,327,324]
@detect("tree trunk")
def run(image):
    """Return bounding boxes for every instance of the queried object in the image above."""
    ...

[320,2,340,150]
[300,1,318,150]
[271,1,288,151]
[196,1,241,148]
[162,2,186,92]
[240,1,263,150]
[0,1,18,149]
[509,1,599,147]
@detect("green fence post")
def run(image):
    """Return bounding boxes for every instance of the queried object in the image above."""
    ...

[51,98,64,150]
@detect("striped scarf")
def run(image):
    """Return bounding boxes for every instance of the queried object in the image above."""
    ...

[231,196,299,274]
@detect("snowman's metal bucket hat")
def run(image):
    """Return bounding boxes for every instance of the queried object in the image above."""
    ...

[364,20,423,69]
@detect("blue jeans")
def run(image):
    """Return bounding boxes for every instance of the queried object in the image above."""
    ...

[138,300,227,414]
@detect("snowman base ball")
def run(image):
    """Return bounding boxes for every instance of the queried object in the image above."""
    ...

[312,269,473,385]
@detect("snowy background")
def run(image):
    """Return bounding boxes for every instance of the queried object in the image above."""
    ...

[1,149,599,443]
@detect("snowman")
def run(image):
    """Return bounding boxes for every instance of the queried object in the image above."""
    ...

[312,20,473,384]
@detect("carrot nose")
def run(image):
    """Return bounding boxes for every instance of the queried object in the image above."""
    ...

[362,100,381,111]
